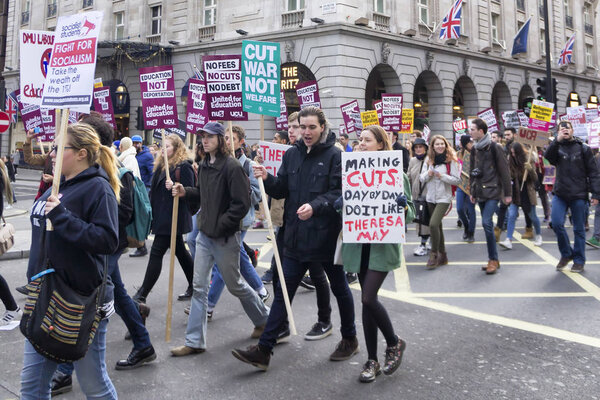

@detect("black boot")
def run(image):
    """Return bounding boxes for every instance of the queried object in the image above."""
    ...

[177,286,193,301]
[50,370,73,396]
[115,345,157,370]
[132,288,147,304]
[129,244,148,257]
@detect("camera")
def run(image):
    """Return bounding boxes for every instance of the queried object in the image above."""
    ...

[470,168,482,178]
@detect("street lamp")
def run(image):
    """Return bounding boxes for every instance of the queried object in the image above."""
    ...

[115,84,127,109]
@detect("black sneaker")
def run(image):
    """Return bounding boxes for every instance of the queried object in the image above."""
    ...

[330,336,360,361]
[571,263,584,273]
[15,285,28,295]
[132,288,147,304]
[50,370,73,396]
[466,234,475,243]
[261,269,273,284]
[359,360,381,383]
[129,245,148,257]
[232,345,271,371]
[346,273,358,284]
[304,321,333,340]
[299,276,315,290]
[115,345,157,370]
[177,286,193,301]
[276,327,291,344]
[382,338,406,375]
[259,290,270,303]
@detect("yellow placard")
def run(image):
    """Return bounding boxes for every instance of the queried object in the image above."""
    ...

[530,100,553,122]
[93,78,103,89]
[401,109,414,133]
[361,110,380,127]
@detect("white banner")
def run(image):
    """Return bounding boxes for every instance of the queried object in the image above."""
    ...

[20,30,55,105]
[258,141,291,177]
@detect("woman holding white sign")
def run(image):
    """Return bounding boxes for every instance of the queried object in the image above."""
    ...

[341,126,415,383]
[419,135,461,269]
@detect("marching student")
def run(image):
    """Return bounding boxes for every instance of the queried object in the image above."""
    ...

[407,137,430,256]
[0,162,19,327]
[456,135,476,242]
[340,125,415,383]
[129,135,154,257]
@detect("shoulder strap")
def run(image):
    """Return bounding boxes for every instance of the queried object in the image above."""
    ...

[417,160,427,196]
[243,158,251,177]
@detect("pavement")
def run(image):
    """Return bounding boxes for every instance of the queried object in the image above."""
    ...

[1,169,600,399]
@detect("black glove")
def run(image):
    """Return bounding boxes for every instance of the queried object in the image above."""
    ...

[333,196,343,212]
[396,194,407,208]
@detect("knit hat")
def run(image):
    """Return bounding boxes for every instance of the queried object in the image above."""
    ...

[120,137,133,151]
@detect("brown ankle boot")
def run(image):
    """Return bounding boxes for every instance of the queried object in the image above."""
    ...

[521,227,534,239]
[436,251,448,266]
[485,260,500,275]
[426,252,438,269]
[494,226,502,242]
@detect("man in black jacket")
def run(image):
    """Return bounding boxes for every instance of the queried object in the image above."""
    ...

[170,122,270,356]
[232,106,358,371]
[545,121,600,272]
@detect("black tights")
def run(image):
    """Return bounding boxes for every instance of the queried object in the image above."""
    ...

[358,244,398,361]
[0,273,18,311]
[140,234,194,297]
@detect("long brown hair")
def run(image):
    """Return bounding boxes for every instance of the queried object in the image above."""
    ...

[0,159,13,206]
[509,141,528,179]
[154,134,190,172]
[427,135,457,164]
[361,125,392,151]
[198,134,231,159]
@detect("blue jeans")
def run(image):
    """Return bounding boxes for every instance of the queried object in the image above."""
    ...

[479,200,499,261]
[20,319,117,400]
[456,188,476,234]
[551,196,587,264]
[186,212,200,260]
[185,231,269,349]
[593,202,600,239]
[208,230,264,309]
[258,256,356,351]
[506,204,541,240]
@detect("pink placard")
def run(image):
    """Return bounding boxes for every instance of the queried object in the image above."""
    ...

[139,65,178,129]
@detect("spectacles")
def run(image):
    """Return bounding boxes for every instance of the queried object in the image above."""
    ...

[50,145,76,153]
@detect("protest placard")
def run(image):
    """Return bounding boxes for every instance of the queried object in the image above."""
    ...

[68,110,80,124]
[453,118,467,135]
[275,91,288,130]
[542,162,556,185]
[296,80,321,109]
[92,86,116,129]
[587,117,600,149]
[241,40,280,117]
[40,11,103,111]
[528,99,554,132]
[185,78,209,134]
[258,140,291,176]
[586,107,599,123]
[339,124,346,136]
[566,105,588,138]
[15,90,44,134]
[20,30,54,105]
[342,151,405,243]
[203,55,248,121]
[361,110,379,127]
[517,110,529,127]
[401,109,414,133]
[477,108,499,133]
[139,65,178,129]
[340,100,361,135]
[40,108,56,141]
[423,124,431,142]
[515,127,551,147]
[502,110,520,129]
[153,121,187,141]
[381,94,403,132]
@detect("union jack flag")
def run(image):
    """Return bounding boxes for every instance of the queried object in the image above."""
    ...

[439,0,463,40]
[558,34,576,66]
[5,94,18,123]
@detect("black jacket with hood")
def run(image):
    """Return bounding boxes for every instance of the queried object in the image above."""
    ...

[544,136,600,201]
[150,161,194,236]
[264,129,342,263]
[28,165,119,299]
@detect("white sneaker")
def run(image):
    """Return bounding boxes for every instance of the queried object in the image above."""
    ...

[499,238,513,250]
[533,235,543,246]
[0,307,22,326]
[425,240,431,250]
[413,244,428,256]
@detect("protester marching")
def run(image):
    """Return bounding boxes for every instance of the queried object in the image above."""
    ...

[2,8,600,399]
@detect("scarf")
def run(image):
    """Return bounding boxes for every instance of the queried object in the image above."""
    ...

[474,133,492,151]
[415,153,426,161]
[433,151,447,166]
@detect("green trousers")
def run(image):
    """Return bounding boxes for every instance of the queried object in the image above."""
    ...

[427,202,450,253]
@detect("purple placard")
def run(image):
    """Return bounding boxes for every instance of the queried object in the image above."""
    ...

[40,108,55,141]
[340,100,361,135]
[275,91,288,130]
[15,89,44,134]
[477,108,499,133]
[92,86,116,129]
[186,78,210,134]
[517,109,529,127]
[374,100,383,125]
[203,55,248,121]
[68,111,80,124]
[296,80,321,109]
[381,94,403,132]
[139,65,179,129]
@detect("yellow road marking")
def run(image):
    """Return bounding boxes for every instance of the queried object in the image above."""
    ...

[411,292,591,298]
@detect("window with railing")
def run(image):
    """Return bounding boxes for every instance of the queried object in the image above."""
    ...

[516,0,525,12]
[418,0,429,25]
[374,0,384,13]
[115,12,124,40]
[47,0,56,17]
[584,5,593,35]
[21,0,30,24]
[586,44,593,67]
[565,15,573,28]
[204,0,216,26]
[82,0,93,8]
[491,13,500,43]
[150,5,161,36]
[287,0,304,11]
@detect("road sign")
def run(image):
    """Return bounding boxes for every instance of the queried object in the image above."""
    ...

[0,111,10,133]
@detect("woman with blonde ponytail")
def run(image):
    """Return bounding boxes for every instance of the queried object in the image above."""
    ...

[133,134,195,303]
[21,122,120,399]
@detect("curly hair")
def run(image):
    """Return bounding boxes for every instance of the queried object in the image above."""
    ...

[427,135,458,164]
[154,134,191,172]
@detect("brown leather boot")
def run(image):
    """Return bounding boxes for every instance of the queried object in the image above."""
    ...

[494,226,502,242]
[436,251,448,266]
[426,252,438,270]
[485,260,500,275]
[521,227,534,239]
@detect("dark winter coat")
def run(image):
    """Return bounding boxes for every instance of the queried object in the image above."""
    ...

[150,162,194,236]
[136,146,154,188]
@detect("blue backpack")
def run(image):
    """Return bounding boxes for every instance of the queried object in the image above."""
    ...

[119,168,152,243]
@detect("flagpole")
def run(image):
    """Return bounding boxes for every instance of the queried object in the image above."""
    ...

[542,0,553,103]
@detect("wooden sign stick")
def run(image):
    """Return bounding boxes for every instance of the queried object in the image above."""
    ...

[47,109,70,231]
[227,120,235,155]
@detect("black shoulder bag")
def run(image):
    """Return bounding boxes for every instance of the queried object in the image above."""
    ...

[413,160,430,226]
[20,224,108,363]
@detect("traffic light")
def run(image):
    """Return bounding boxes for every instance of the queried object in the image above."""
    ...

[136,106,144,130]
[536,78,547,100]
[552,78,558,104]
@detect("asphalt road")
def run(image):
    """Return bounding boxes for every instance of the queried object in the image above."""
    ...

[1,172,599,399]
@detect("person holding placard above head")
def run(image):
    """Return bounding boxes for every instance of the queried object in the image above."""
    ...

[419,135,461,269]
[232,106,358,370]
[132,134,195,304]
[339,125,415,383]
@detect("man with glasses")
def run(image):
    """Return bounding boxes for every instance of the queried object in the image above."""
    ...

[545,121,600,272]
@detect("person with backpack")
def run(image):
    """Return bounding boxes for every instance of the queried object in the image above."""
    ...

[545,121,600,272]
[130,135,154,257]
[170,122,269,356]
[419,135,461,269]
[133,134,195,304]
[469,118,512,275]
[118,137,141,179]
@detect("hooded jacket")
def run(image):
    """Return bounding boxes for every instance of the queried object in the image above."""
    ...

[119,146,141,179]
[263,129,341,263]
[150,161,194,236]
[135,145,154,188]
[185,153,250,239]
[544,136,600,201]
[28,165,119,300]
